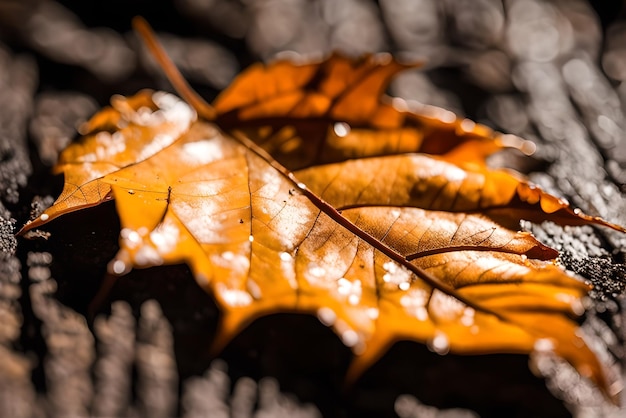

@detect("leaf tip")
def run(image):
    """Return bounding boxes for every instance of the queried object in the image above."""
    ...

[108,258,131,276]
[17,212,52,237]
[498,133,537,156]
[344,330,395,386]
[209,309,253,357]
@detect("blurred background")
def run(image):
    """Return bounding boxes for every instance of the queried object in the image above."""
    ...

[1,1,626,417]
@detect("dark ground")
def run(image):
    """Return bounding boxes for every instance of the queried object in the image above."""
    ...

[1,0,626,417]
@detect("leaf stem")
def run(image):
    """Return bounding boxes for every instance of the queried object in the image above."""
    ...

[132,17,217,121]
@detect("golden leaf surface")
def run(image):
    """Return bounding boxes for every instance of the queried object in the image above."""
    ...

[214,53,517,169]
[21,46,626,403]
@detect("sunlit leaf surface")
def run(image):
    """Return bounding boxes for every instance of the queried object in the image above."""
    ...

[21,53,626,402]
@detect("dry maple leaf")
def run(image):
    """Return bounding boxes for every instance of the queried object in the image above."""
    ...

[20,18,626,403]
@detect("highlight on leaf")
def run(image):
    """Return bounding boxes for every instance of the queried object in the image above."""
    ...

[20,90,196,232]
[20,17,626,405]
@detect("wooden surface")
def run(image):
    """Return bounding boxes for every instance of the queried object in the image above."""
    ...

[0,1,625,417]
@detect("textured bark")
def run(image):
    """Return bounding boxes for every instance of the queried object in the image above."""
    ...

[0,1,625,417]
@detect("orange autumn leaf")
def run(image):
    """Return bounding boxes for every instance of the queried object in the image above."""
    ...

[23,90,195,228]
[20,19,626,404]
[214,52,520,169]
[212,52,621,233]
